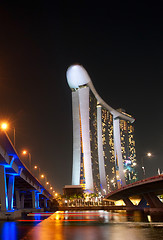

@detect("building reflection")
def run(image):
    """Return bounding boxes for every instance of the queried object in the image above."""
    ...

[0,211,162,240]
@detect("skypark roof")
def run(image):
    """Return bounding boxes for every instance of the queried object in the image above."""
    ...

[66,64,135,123]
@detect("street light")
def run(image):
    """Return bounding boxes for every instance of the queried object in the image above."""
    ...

[1,122,16,147]
[22,150,32,171]
[141,152,152,179]
[1,123,7,130]
[33,165,41,179]
[147,152,152,157]
[40,174,50,189]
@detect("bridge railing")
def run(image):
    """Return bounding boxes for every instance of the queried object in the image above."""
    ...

[106,174,163,197]
[0,130,53,199]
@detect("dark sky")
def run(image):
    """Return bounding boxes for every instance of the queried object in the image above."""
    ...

[0,1,163,192]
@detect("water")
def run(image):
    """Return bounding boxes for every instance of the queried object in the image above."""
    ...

[0,211,163,240]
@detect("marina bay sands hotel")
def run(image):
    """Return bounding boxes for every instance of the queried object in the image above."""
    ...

[66,64,137,194]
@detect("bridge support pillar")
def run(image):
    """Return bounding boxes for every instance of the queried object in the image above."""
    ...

[32,191,40,209]
[0,165,8,211]
[143,193,163,208]
[8,175,15,210]
[32,191,36,208]
[36,193,40,208]
[137,197,147,208]
[20,193,24,209]
[44,198,47,208]
[123,197,135,208]
[16,190,21,209]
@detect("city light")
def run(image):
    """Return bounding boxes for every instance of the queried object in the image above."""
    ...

[41,174,44,178]
[46,182,49,185]
[22,150,27,155]
[147,152,152,157]
[22,150,32,170]
[1,122,16,146]
[1,122,8,130]
[34,165,38,169]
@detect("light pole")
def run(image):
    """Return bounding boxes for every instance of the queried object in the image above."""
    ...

[33,165,41,179]
[13,127,16,147]
[40,174,44,178]
[141,152,152,179]
[1,122,16,147]
[40,174,45,183]
[22,150,32,171]
[33,167,54,192]
[40,174,48,188]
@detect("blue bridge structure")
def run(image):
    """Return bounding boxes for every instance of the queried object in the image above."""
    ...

[0,130,53,220]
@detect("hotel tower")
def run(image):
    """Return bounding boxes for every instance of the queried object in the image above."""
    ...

[66,64,137,194]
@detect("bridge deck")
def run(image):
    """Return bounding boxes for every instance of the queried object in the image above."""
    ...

[106,175,163,200]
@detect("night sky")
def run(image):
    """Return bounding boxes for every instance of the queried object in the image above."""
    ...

[0,2,163,193]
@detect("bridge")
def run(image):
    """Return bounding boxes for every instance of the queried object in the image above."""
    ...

[0,130,54,220]
[106,175,163,212]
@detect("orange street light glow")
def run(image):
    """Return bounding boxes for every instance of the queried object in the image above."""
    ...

[41,174,44,178]
[34,165,38,169]
[22,150,27,155]
[46,182,49,185]
[1,123,8,130]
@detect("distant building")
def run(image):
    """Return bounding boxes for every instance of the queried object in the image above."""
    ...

[63,185,83,197]
[66,64,137,194]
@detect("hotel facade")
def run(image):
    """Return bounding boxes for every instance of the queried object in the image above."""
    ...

[66,65,137,194]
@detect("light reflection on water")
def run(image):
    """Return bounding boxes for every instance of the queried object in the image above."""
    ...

[1,222,17,240]
[0,211,163,240]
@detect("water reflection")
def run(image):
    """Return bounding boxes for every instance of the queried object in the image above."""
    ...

[0,211,163,240]
[21,211,163,240]
[1,222,17,240]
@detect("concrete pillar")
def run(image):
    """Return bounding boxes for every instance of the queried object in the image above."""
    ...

[36,193,39,208]
[20,193,24,209]
[16,191,20,209]
[32,191,36,208]
[97,105,107,194]
[32,191,40,208]
[8,175,15,210]
[137,197,147,208]
[44,198,47,208]
[113,118,126,187]
[0,165,8,211]
[123,197,135,208]
[143,193,163,208]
